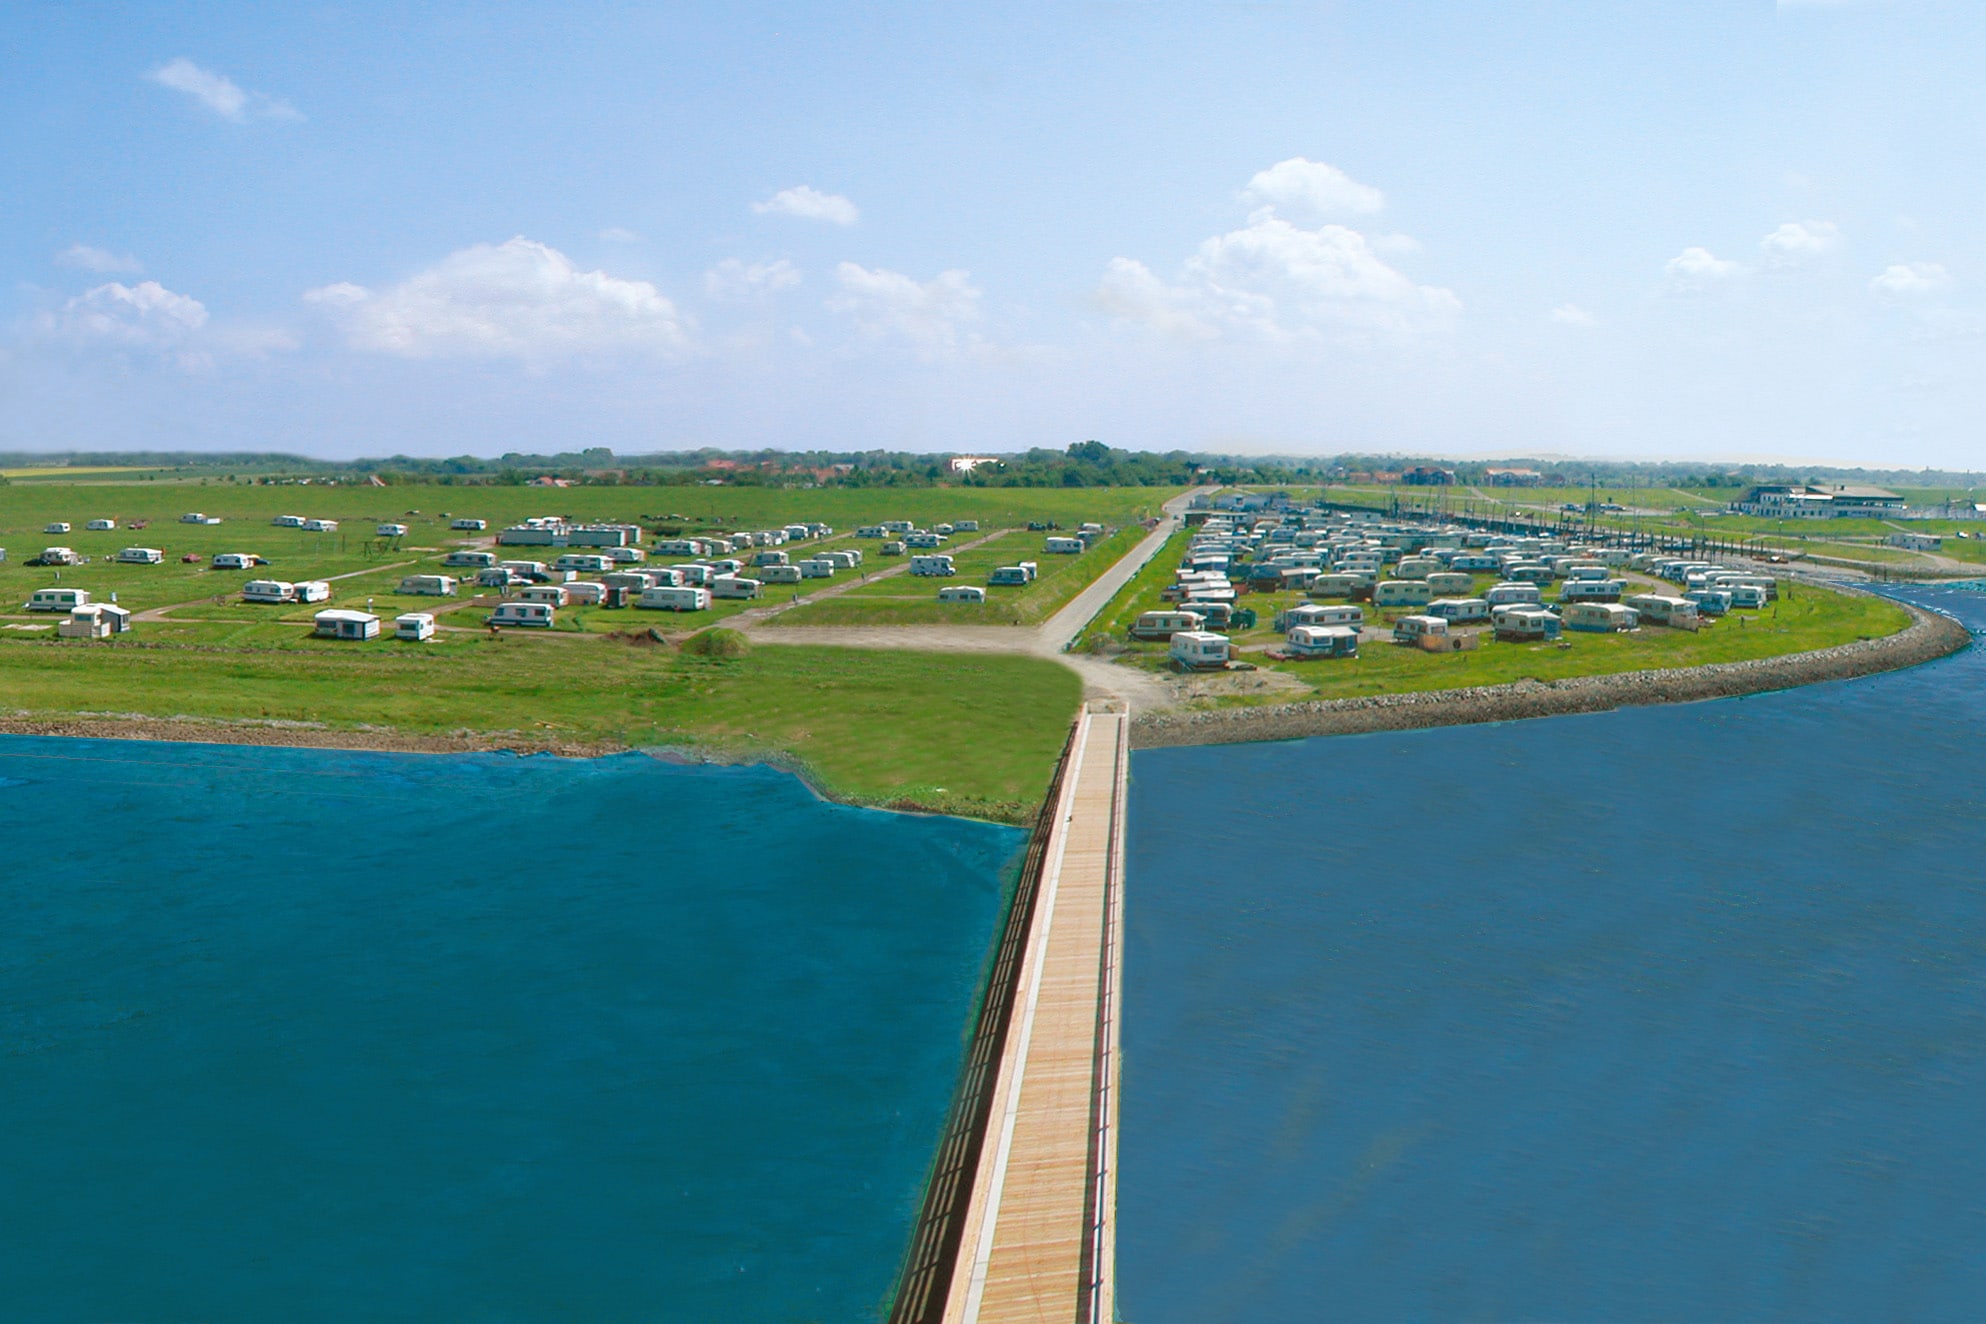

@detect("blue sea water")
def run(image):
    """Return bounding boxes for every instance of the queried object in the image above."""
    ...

[1121,586,1986,1323]
[0,743,1022,1322]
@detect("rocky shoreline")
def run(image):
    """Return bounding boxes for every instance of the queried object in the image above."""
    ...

[1131,600,1974,750]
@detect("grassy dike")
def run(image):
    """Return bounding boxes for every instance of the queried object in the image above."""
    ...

[0,635,1082,824]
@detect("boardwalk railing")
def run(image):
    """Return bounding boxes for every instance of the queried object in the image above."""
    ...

[888,721,1083,1324]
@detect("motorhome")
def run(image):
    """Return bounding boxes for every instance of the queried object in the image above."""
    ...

[909,554,957,576]
[1392,614,1449,645]
[1558,578,1625,604]
[1625,594,1700,629]
[1562,602,1639,632]
[1130,609,1207,640]
[489,601,556,627]
[1426,597,1491,624]
[1373,580,1433,608]
[638,586,711,612]
[242,580,295,603]
[1168,630,1231,670]
[1492,605,1562,642]
[1283,625,1360,658]
[711,575,763,599]
[26,587,89,612]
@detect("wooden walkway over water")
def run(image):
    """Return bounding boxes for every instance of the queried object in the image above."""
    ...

[890,705,1129,1324]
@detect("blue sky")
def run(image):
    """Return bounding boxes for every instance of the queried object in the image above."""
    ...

[5,1,1983,465]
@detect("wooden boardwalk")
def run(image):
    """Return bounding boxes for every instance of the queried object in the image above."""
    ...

[940,705,1127,1324]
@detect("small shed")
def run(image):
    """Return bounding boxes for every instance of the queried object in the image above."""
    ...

[314,609,380,640]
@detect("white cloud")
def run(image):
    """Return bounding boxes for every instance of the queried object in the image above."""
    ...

[704,258,802,300]
[827,263,980,350]
[751,185,860,226]
[35,280,215,368]
[306,237,692,360]
[1664,246,1745,292]
[1098,213,1459,342]
[56,244,142,274]
[598,227,642,244]
[1550,303,1597,327]
[147,58,300,123]
[1870,262,1951,297]
[1240,157,1385,222]
[1759,219,1843,268]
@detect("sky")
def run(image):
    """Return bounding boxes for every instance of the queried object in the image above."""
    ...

[4,0,1984,466]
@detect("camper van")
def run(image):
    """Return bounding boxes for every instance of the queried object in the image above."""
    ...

[711,575,763,599]
[313,609,380,640]
[26,587,89,612]
[1373,580,1434,608]
[1562,602,1639,632]
[909,554,956,577]
[489,601,557,628]
[937,585,986,603]
[1492,604,1562,642]
[1168,631,1231,670]
[397,574,458,597]
[115,547,164,565]
[1283,625,1360,658]
[638,586,711,612]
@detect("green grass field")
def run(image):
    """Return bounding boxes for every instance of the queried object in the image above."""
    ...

[0,628,1081,823]
[777,526,1145,627]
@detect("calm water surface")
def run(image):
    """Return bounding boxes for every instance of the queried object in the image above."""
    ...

[1122,586,1986,1322]
[0,744,1020,1322]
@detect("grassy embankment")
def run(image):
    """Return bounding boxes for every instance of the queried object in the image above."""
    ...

[0,482,1180,821]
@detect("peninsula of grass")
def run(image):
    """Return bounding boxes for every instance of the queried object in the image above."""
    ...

[0,632,1082,823]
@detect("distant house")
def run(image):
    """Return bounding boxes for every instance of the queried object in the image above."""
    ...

[1485,468,1543,486]
[1734,483,1905,518]
[1889,531,1943,551]
[1401,466,1457,486]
